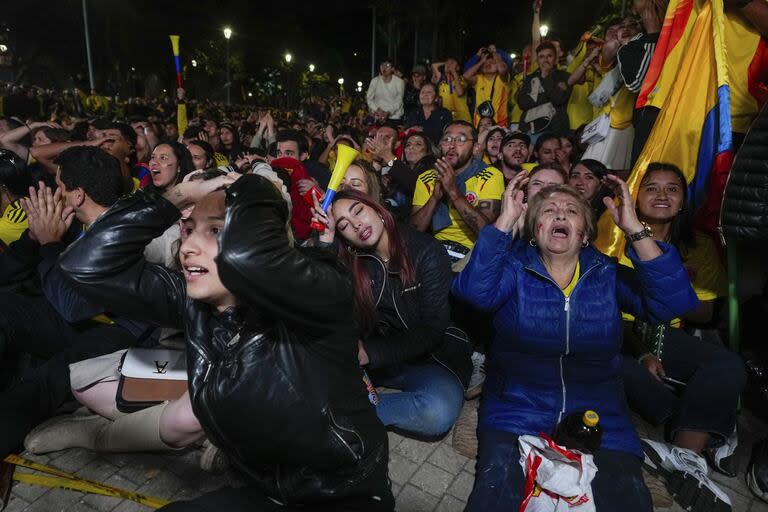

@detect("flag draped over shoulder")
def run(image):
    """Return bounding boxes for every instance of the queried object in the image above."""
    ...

[595,0,733,256]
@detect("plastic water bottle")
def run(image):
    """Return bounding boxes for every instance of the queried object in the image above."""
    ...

[553,410,603,453]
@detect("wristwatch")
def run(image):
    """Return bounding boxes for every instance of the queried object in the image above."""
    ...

[386,158,397,167]
[627,222,653,242]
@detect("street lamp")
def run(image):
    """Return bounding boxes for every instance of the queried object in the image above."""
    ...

[0,45,7,53]
[191,59,197,68]
[284,53,292,64]
[223,27,232,105]
[337,77,344,95]
[539,24,549,37]
[356,81,363,87]
[308,64,315,72]
[510,53,517,60]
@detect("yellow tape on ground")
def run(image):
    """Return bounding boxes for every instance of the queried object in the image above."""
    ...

[3,454,170,509]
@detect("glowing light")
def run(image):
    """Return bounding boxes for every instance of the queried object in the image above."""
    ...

[223,27,232,40]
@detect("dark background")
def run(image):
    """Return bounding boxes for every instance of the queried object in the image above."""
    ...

[1,0,622,101]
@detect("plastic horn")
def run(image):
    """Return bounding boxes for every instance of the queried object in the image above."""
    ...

[310,143,360,232]
[169,35,182,88]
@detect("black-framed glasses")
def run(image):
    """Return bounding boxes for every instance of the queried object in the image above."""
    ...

[440,135,475,146]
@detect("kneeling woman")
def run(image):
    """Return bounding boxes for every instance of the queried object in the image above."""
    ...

[453,176,698,511]
[49,172,392,510]
[312,191,471,437]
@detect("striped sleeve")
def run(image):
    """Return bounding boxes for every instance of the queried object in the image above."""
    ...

[617,33,659,94]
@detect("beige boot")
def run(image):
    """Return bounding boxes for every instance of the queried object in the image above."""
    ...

[25,403,173,454]
[93,403,175,452]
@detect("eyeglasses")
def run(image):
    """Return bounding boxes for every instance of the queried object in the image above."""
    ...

[440,135,475,146]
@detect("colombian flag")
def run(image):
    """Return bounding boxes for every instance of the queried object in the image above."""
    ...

[595,0,765,256]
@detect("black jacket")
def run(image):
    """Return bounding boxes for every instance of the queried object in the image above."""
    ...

[721,103,768,241]
[517,68,572,135]
[58,176,390,505]
[360,226,472,388]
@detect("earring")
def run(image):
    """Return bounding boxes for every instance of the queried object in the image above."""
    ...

[380,216,385,224]
[582,240,589,248]
[529,239,537,247]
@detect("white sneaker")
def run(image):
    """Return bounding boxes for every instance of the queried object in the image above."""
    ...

[465,352,486,399]
[642,439,732,512]
[705,426,739,477]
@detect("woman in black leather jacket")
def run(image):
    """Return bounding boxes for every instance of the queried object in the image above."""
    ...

[55,172,393,511]
[312,190,471,438]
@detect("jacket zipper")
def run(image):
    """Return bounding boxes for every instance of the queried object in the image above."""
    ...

[524,263,599,425]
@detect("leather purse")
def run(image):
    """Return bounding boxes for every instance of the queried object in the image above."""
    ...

[116,348,188,413]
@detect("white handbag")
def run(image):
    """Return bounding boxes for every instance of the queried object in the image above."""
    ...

[581,113,611,146]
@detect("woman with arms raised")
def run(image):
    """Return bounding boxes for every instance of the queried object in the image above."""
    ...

[453,173,699,511]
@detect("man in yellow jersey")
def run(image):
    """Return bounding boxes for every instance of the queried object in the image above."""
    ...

[0,150,30,247]
[432,58,472,123]
[411,121,504,261]
[464,45,510,128]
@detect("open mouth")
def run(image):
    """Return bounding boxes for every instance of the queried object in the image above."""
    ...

[359,226,372,242]
[551,225,570,239]
[184,265,209,281]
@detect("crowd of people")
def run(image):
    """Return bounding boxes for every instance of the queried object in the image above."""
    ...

[0,0,767,511]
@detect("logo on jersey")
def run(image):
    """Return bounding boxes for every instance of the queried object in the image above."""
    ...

[465,192,478,205]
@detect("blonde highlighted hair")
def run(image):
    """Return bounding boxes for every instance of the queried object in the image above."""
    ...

[525,184,596,241]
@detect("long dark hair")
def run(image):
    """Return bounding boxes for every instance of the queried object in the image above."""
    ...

[333,190,416,334]
[156,141,195,191]
[638,162,696,254]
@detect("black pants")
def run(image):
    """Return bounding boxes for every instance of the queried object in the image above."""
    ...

[622,327,746,442]
[630,106,661,168]
[0,293,137,457]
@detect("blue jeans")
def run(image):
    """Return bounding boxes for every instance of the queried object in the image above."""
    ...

[466,430,653,512]
[622,326,746,442]
[372,361,464,437]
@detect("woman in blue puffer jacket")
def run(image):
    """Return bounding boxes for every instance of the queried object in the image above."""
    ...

[453,173,699,512]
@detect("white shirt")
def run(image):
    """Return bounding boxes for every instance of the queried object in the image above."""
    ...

[366,75,405,120]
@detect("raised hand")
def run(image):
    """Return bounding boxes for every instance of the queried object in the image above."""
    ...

[310,193,336,244]
[435,158,460,200]
[164,172,240,210]
[602,174,644,235]
[495,172,529,233]
[21,182,74,245]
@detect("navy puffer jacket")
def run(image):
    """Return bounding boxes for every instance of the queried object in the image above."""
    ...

[452,226,699,457]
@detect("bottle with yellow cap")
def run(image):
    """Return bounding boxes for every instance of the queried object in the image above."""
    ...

[553,410,603,453]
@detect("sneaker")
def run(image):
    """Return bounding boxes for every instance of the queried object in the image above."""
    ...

[747,438,768,503]
[642,439,732,512]
[465,352,486,400]
[705,427,739,478]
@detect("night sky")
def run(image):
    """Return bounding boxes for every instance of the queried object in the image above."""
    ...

[3,0,616,93]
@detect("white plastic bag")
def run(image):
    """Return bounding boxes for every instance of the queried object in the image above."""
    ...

[518,434,598,512]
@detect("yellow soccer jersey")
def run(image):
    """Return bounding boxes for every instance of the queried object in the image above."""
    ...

[412,165,504,250]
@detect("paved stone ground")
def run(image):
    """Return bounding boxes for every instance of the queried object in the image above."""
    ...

[4,407,767,512]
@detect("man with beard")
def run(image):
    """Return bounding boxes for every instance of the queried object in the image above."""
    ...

[498,132,533,183]
[411,121,504,261]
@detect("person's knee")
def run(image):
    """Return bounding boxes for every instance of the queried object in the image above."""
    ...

[412,390,462,436]
[163,399,202,437]
[718,350,748,391]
